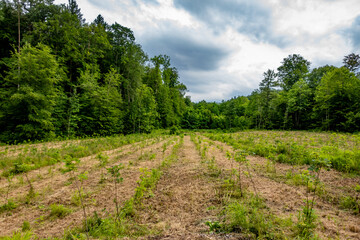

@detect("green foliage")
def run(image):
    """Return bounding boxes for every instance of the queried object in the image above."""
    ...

[295,158,329,238]
[0,231,35,240]
[21,221,31,232]
[169,125,180,135]
[0,199,18,213]
[49,204,72,219]
[277,54,310,91]
[0,1,189,143]
[70,188,87,207]
[314,67,360,132]
[340,196,359,213]
[134,168,161,203]
[61,155,80,173]
[97,152,109,168]
[0,43,62,143]
[0,0,359,142]
[107,164,124,184]
[221,194,279,239]
[295,204,318,239]
[207,131,359,174]
[205,220,222,233]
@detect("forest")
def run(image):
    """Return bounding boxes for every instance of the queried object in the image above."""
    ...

[0,0,360,144]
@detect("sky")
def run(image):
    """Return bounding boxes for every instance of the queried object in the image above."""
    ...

[55,0,360,102]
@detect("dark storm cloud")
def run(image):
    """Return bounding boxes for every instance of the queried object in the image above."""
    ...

[348,15,360,48]
[142,35,229,71]
[173,0,286,46]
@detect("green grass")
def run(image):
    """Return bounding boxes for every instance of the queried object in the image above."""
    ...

[49,204,72,219]
[205,130,360,173]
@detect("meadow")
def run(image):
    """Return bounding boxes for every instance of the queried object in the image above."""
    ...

[0,130,359,239]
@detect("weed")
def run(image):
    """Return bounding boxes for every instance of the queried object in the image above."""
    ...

[207,156,221,177]
[221,193,280,239]
[0,199,17,213]
[340,194,360,214]
[49,204,72,219]
[205,220,222,233]
[21,221,31,232]
[1,231,35,240]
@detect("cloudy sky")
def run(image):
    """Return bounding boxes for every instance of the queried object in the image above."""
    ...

[55,0,360,102]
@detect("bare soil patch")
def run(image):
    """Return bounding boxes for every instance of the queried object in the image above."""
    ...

[137,136,221,239]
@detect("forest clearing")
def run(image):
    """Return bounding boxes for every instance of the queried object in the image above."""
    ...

[0,130,359,239]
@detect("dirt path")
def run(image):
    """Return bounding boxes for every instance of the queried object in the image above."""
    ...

[0,137,176,238]
[137,136,221,239]
[202,136,360,239]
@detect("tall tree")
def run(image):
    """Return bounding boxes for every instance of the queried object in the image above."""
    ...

[67,0,83,23]
[285,79,312,129]
[258,69,277,128]
[277,54,310,91]
[306,65,336,90]
[314,67,360,131]
[0,43,62,142]
[343,53,360,73]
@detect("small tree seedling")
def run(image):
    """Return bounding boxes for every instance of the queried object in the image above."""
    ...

[355,184,360,214]
[61,155,89,240]
[97,152,109,183]
[234,150,247,197]
[297,157,330,238]
[107,164,124,223]
[226,151,234,181]
[5,174,14,202]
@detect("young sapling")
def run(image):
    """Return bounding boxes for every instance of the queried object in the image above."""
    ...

[61,155,89,240]
[97,152,109,183]
[234,150,247,197]
[107,164,124,223]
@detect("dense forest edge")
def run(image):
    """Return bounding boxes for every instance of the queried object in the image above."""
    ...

[0,0,360,144]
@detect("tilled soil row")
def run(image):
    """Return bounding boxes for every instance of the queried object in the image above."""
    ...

[135,136,224,239]
[0,136,168,200]
[200,136,360,239]
[0,136,177,238]
[0,135,163,179]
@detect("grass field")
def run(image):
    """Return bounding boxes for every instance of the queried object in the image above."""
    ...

[0,131,359,239]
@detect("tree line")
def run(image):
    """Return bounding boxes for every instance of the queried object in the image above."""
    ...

[182,53,360,132]
[1,0,359,144]
[0,0,188,143]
